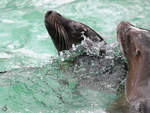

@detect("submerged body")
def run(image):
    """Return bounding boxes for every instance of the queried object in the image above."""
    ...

[44,10,127,99]
[116,21,150,113]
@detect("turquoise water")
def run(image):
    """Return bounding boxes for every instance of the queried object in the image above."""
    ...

[0,0,150,113]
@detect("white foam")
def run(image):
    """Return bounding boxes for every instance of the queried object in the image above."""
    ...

[1,19,14,23]
[13,48,51,59]
[73,109,107,113]
[0,52,12,58]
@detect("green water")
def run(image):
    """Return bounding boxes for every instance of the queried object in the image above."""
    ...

[0,0,150,113]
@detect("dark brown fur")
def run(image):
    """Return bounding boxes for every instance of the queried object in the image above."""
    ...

[45,10,105,52]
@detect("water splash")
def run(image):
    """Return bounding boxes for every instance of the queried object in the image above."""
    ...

[0,38,127,113]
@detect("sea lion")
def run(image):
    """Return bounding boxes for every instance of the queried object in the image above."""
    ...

[117,21,150,113]
[44,10,128,94]
[44,10,105,52]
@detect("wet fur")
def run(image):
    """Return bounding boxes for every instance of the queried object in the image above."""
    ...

[114,21,150,113]
[45,11,105,51]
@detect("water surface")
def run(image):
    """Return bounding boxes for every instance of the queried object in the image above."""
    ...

[0,0,150,113]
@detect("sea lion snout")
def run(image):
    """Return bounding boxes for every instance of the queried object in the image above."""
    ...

[45,10,60,24]
[117,21,131,43]
[45,10,61,19]
[45,10,54,21]
[45,11,52,25]
[45,10,53,17]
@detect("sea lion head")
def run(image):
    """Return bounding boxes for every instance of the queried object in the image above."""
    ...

[117,21,150,112]
[117,21,150,72]
[117,21,150,63]
[45,10,104,52]
[45,11,86,51]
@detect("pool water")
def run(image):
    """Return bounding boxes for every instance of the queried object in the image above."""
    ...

[0,0,150,113]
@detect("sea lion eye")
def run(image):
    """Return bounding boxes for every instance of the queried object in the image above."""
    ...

[135,49,140,56]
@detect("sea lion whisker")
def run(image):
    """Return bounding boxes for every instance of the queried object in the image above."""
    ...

[54,22,61,46]
[58,25,65,49]
[60,26,69,49]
